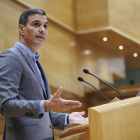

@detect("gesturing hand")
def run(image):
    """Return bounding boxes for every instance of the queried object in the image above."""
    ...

[44,87,82,112]
[69,111,89,124]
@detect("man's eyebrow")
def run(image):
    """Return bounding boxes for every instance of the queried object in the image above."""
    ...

[32,20,49,25]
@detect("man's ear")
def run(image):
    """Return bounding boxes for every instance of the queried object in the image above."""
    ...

[19,24,25,35]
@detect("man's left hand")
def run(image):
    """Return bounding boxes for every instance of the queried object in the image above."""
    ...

[69,111,89,124]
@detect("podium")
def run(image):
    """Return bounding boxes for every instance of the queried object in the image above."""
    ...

[58,96,140,140]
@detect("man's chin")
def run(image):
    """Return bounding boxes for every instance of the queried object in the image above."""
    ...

[35,40,45,46]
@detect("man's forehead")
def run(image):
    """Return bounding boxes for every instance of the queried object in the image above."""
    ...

[28,14,47,23]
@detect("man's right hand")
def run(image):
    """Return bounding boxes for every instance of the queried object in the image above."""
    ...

[44,87,82,112]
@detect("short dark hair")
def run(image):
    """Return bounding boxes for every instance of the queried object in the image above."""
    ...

[19,8,46,26]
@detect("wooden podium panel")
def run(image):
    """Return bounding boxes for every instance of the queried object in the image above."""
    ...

[88,96,140,140]
[0,135,2,140]
[0,114,4,135]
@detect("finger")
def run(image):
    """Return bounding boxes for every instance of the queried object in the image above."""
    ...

[63,104,82,111]
[79,111,85,116]
[79,118,89,124]
[72,112,85,117]
[63,100,82,106]
[53,87,62,98]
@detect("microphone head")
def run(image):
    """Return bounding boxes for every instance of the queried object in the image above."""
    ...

[78,77,84,82]
[83,69,89,74]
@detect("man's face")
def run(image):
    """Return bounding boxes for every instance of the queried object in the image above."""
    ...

[20,14,48,48]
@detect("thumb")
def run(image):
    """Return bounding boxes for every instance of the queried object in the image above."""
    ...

[53,87,62,98]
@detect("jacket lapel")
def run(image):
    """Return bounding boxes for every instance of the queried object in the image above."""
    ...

[37,61,51,99]
[14,43,47,99]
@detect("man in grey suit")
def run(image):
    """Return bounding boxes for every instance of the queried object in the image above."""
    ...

[0,8,88,140]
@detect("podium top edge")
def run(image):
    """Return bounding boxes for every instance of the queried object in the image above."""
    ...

[88,96,140,114]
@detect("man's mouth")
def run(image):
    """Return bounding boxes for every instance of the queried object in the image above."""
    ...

[36,36,44,40]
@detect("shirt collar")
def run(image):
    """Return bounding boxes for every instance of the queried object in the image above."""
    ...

[17,42,40,63]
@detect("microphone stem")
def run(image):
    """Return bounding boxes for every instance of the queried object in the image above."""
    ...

[84,80,111,101]
[89,73,123,100]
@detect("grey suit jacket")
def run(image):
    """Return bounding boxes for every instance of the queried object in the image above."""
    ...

[0,43,67,140]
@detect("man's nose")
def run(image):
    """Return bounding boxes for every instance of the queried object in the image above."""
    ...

[39,25,46,33]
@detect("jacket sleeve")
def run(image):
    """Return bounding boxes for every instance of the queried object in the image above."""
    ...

[0,50,41,119]
[50,111,68,130]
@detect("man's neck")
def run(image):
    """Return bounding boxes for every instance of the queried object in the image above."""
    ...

[19,39,39,54]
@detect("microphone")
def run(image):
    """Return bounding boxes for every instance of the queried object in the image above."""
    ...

[78,77,111,101]
[83,69,123,100]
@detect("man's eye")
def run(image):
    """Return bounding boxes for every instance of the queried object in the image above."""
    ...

[34,23,39,26]
[44,25,48,29]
